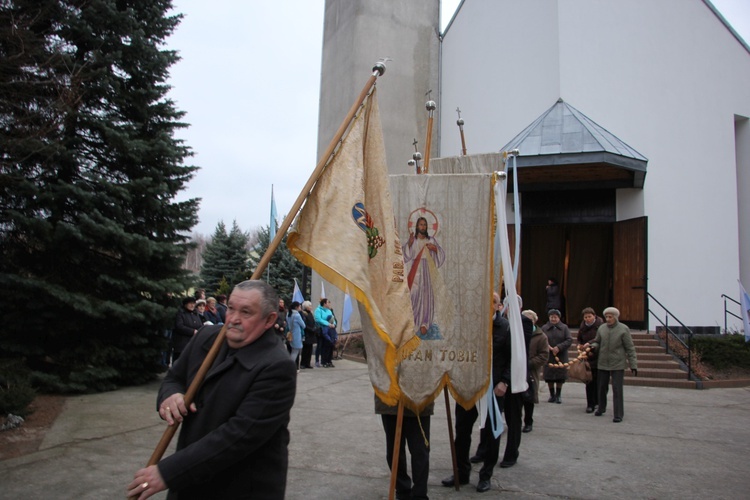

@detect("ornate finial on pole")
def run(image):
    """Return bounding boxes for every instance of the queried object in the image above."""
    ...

[456,107,467,156]
[372,57,390,77]
[501,148,521,164]
[412,138,423,174]
[423,90,436,173]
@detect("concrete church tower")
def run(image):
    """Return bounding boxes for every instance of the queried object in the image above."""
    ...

[317,0,440,175]
[313,1,440,319]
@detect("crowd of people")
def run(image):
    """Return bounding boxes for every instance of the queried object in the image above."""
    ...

[393,285,639,497]
[132,278,637,498]
[164,287,340,371]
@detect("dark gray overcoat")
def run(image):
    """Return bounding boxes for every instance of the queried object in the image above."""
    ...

[157,325,297,499]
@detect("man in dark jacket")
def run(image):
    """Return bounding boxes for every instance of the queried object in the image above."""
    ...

[443,292,532,492]
[499,300,533,469]
[172,296,203,362]
[442,292,508,492]
[127,280,297,499]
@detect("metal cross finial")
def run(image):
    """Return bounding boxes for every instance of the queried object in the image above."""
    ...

[425,89,432,100]
[413,138,419,151]
[456,107,462,120]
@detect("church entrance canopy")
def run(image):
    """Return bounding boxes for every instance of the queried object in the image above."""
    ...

[431,98,649,327]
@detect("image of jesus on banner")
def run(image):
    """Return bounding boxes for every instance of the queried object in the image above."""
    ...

[402,208,452,340]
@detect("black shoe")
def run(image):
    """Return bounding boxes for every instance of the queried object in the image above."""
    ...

[499,460,516,468]
[547,396,556,403]
[613,417,622,423]
[470,454,484,463]
[476,479,491,493]
[441,475,469,487]
[329,362,335,367]
[522,424,532,433]
[595,409,605,416]
[555,395,562,404]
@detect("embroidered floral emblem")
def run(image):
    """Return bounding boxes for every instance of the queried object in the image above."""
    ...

[352,202,385,259]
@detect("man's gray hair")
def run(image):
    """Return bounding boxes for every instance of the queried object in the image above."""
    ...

[233,280,278,316]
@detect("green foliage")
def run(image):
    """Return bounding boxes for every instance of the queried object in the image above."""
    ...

[0,359,37,417]
[200,220,249,293]
[247,226,305,302]
[0,0,199,392]
[692,335,750,370]
[216,276,231,297]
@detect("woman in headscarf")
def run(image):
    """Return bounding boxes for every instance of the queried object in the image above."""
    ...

[521,310,549,433]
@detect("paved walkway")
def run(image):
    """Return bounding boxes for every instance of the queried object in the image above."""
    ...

[1,359,749,499]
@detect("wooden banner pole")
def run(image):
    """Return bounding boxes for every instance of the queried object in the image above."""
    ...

[388,400,405,500]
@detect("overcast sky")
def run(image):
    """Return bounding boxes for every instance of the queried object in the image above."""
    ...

[166,0,750,236]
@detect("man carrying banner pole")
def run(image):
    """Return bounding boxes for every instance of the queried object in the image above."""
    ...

[128,62,391,500]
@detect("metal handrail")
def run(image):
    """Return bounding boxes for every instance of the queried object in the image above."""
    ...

[646,292,695,380]
[721,294,742,332]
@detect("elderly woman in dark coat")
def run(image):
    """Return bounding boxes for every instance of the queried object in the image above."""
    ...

[577,307,604,413]
[521,310,549,433]
[542,308,572,404]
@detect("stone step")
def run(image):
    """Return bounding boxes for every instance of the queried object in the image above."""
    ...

[632,338,661,346]
[635,360,682,370]
[623,377,697,389]
[637,352,674,361]
[627,368,688,380]
[632,345,665,354]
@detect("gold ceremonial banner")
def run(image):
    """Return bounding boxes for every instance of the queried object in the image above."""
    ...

[287,91,418,405]
[390,173,495,411]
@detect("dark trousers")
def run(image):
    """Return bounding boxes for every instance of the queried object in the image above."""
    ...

[522,399,534,427]
[301,343,313,368]
[585,366,599,408]
[501,392,523,463]
[381,414,430,500]
[315,341,323,363]
[455,401,501,481]
[321,338,334,365]
[597,369,625,418]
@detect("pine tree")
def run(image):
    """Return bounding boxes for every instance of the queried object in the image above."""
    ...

[0,1,199,392]
[200,220,249,294]
[247,226,305,303]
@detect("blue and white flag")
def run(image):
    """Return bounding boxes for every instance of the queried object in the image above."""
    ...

[270,185,278,241]
[342,293,353,332]
[293,279,304,304]
[740,281,750,343]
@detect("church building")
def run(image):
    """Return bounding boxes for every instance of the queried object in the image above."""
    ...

[315,0,750,332]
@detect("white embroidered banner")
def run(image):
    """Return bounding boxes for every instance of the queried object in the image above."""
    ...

[386,173,495,410]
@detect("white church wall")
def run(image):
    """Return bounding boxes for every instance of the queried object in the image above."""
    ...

[439,0,561,157]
